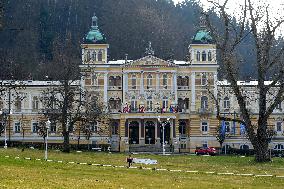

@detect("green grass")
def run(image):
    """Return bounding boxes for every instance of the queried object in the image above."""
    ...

[1,148,284,188]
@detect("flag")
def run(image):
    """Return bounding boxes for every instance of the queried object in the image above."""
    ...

[221,120,226,138]
[240,123,246,135]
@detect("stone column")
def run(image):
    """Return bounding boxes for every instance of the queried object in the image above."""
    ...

[104,72,108,108]
[213,72,218,113]
[173,72,178,104]
[191,72,196,111]
[156,72,159,91]
[140,71,144,94]
[122,72,128,104]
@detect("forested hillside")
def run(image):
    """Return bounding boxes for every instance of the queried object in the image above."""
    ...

[0,0,281,80]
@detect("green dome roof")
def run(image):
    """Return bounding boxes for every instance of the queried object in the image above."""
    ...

[192,29,213,44]
[84,27,106,44]
[83,13,106,44]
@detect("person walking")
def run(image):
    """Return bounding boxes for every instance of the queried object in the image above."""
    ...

[126,154,133,167]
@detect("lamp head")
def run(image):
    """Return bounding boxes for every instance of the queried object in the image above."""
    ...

[157,116,161,122]
[167,117,170,121]
[0,110,2,115]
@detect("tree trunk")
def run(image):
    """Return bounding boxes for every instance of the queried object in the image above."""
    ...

[252,139,270,162]
[63,131,70,153]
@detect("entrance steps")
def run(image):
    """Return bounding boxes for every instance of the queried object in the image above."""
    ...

[129,145,172,153]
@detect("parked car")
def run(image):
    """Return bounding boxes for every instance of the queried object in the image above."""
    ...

[195,147,217,156]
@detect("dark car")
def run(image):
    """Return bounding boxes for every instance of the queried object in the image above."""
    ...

[195,147,217,156]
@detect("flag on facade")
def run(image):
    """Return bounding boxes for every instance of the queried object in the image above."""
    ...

[221,119,226,137]
[240,123,246,135]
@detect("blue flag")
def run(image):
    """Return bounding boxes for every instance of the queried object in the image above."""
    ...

[221,120,226,137]
[240,123,246,135]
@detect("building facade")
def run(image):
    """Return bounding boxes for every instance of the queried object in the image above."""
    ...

[0,14,283,153]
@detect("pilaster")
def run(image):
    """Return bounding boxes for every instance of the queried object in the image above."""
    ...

[191,72,196,111]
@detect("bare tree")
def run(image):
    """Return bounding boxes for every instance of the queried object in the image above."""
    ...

[206,0,284,161]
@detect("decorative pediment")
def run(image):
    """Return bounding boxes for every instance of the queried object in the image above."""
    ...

[124,55,176,67]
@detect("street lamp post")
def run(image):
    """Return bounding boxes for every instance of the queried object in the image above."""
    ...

[45,120,51,161]
[0,110,8,149]
[158,116,170,155]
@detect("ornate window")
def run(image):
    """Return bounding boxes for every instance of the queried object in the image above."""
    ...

[162,96,168,109]
[50,121,56,133]
[201,73,208,85]
[201,96,208,109]
[86,51,91,62]
[202,51,206,61]
[32,96,39,111]
[225,121,230,133]
[98,50,103,61]
[201,121,208,132]
[91,121,98,132]
[14,122,21,133]
[146,74,153,89]
[276,121,283,132]
[32,122,38,133]
[208,51,212,61]
[162,74,167,88]
[196,51,200,61]
[92,51,97,61]
[131,96,137,112]
[147,96,153,111]
[223,97,230,109]
[131,75,136,89]
[111,121,119,135]
[14,98,21,112]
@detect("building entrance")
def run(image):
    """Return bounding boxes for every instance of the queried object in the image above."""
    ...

[145,121,155,144]
[129,121,139,144]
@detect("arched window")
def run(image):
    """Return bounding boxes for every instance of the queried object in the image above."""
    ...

[201,73,207,85]
[202,51,206,61]
[162,96,168,109]
[208,51,212,61]
[131,75,136,89]
[201,96,208,109]
[86,51,91,62]
[223,97,230,109]
[196,51,200,61]
[92,51,97,61]
[147,96,153,111]
[32,96,39,111]
[146,74,153,89]
[98,50,103,61]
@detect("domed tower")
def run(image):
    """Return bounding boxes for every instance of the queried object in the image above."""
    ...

[81,13,109,64]
[188,15,216,65]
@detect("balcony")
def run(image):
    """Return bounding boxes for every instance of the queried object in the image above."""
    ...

[108,86,122,90]
[198,108,213,115]
[177,86,189,90]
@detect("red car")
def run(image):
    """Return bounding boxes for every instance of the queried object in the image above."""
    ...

[195,147,217,156]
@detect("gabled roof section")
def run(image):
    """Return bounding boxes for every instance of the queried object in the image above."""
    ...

[124,55,176,67]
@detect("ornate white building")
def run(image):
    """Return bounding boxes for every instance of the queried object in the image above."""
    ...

[0,14,283,153]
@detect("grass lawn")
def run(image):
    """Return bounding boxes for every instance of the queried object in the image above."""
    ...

[1,148,284,188]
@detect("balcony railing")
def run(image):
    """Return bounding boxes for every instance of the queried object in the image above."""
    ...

[198,108,213,115]
[177,86,189,90]
[108,86,122,90]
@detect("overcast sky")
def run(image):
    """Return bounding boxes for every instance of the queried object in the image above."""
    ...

[173,0,284,36]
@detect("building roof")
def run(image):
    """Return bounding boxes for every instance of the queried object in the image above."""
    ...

[192,29,214,44]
